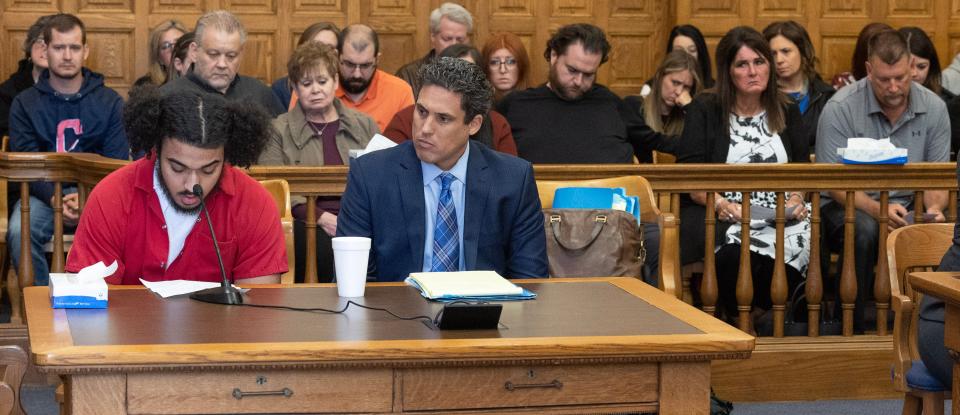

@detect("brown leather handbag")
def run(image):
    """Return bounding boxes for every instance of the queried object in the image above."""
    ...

[542,209,646,278]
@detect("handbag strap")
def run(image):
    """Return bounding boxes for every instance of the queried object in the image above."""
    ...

[549,214,607,251]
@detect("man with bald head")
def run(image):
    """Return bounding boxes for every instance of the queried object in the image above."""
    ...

[336,24,414,131]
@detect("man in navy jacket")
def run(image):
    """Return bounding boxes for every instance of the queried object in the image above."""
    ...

[337,57,547,281]
[8,13,129,286]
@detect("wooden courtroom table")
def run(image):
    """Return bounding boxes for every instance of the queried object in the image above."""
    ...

[909,272,960,415]
[26,278,754,415]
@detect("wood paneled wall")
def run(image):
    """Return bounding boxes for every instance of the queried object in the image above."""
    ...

[0,1,954,98]
[0,0,670,97]
[678,0,958,85]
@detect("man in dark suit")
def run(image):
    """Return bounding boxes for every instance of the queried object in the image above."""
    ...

[337,57,547,282]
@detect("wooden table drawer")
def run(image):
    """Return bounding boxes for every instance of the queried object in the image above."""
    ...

[127,368,393,414]
[402,363,658,411]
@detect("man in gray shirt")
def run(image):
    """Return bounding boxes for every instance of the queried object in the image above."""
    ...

[816,29,950,332]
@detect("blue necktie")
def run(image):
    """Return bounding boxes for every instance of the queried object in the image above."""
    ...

[431,173,459,272]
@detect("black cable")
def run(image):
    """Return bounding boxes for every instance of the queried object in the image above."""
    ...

[237,300,435,324]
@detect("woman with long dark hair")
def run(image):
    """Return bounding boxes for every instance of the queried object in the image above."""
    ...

[763,20,834,151]
[677,26,810,327]
[900,27,948,99]
[667,25,715,88]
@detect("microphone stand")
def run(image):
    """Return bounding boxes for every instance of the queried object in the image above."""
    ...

[189,184,243,305]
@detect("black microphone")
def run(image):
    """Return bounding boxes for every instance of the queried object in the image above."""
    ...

[189,183,243,305]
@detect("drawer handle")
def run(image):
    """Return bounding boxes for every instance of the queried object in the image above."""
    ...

[504,379,563,391]
[232,387,294,400]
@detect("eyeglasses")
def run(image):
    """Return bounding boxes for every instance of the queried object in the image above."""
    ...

[160,41,176,51]
[340,60,376,72]
[489,58,517,68]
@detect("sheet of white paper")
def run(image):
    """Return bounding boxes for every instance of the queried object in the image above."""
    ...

[350,133,398,159]
[140,279,248,298]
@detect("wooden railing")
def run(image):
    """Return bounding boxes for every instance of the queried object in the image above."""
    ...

[2,154,956,338]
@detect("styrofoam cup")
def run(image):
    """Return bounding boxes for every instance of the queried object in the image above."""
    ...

[332,237,371,297]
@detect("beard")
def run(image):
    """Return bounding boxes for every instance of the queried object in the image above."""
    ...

[340,74,373,94]
[548,65,586,101]
[156,161,203,215]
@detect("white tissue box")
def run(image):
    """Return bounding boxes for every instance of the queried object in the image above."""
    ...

[838,147,908,164]
[838,137,908,164]
[49,273,108,308]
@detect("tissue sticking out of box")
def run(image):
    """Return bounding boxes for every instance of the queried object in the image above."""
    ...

[349,133,398,159]
[77,260,118,283]
[837,137,908,164]
[49,260,117,308]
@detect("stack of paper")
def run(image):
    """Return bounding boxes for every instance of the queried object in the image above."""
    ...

[405,271,536,301]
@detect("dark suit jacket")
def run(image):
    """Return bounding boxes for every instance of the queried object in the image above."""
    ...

[337,140,548,281]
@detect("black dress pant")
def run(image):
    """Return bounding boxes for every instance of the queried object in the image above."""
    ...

[715,244,803,318]
[293,219,335,283]
[820,200,880,332]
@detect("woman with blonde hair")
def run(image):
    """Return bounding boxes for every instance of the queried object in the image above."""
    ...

[625,49,701,162]
[135,20,187,87]
[481,32,530,103]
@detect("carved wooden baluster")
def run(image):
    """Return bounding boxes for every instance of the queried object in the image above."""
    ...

[78,183,87,213]
[7,183,26,325]
[841,191,857,336]
[670,193,680,219]
[51,182,64,273]
[737,192,753,333]
[807,193,822,337]
[876,192,890,335]
[673,193,690,304]
[771,192,787,337]
[913,191,924,223]
[304,196,318,284]
[18,183,32,289]
[701,193,718,316]
[948,190,957,223]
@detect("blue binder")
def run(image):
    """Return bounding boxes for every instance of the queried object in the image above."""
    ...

[552,187,641,223]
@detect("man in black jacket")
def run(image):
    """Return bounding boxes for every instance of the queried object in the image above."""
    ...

[159,10,283,117]
[497,23,634,164]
